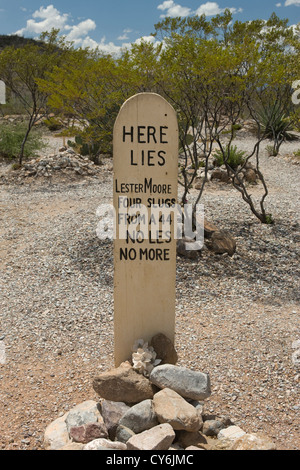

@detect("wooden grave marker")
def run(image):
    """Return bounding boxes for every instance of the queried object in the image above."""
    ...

[113,93,178,366]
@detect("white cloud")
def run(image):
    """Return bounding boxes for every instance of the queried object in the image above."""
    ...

[15,5,69,35]
[87,38,121,54]
[157,1,191,18]
[285,0,300,6]
[15,5,96,47]
[118,29,133,41]
[118,33,129,40]
[133,35,161,47]
[65,19,96,42]
[195,2,243,17]
[14,4,132,55]
[195,2,222,16]
[157,1,242,19]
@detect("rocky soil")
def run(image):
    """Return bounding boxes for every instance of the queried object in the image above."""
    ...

[0,133,299,450]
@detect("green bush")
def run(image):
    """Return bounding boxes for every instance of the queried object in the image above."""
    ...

[44,117,63,132]
[68,135,100,158]
[213,145,247,170]
[0,122,45,160]
[257,104,298,142]
[266,144,279,157]
[191,160,205,169]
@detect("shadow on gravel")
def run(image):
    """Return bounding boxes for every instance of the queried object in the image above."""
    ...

[178,219,300,305]
[69,220,299,304]
[70,237,113,287]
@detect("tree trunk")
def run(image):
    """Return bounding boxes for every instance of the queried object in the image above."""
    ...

[19,119,33,166]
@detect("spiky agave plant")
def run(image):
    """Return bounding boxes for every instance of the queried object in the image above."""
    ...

[257,103,298,154]
[213,144,247,170]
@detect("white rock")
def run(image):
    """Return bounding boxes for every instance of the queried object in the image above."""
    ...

[217,425,246,442]
[185,445,205,450]
[0,341,6,364]
[292,340,300,349]
[44,413,70,450]
[230,433,276,450]
[292,349,300,367]
[83,439,127,450]
[127,424,175,451]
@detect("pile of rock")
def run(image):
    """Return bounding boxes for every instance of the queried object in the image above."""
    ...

[176,218,237,259]
[16,148,100,179]
[43,335,276,451]
[194,163,258,189]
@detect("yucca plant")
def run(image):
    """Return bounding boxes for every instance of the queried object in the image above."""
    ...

[213,144,247,170]
[256,103,298,155]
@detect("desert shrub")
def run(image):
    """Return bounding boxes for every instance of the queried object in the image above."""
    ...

[68,134,100,158]
[266,144,279,157]
[44,117,63,131]
[0,122,45,159]
[179,134,194,154]
[254,104,299,155]
[0,100,27,116]
[257,104,298,142]
[213,145,247,170]
[191,161,205,169]
[293,149,300,161]
[221,123,243,138]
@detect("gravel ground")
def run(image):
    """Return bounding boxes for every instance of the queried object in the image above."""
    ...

[0,134,299,450]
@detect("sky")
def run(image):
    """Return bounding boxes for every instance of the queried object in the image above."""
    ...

[0,0,299,54]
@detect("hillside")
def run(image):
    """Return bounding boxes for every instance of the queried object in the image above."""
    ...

[0,34,41,51]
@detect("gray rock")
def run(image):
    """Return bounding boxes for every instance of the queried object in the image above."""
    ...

[100,400,130,440]
[65,401,102,432]
[37,160,48,167]
[202,413,232,427]
[115,425,135,444]
[150,365,211,401]
[119,399,158,434]
[202,420,225,437]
